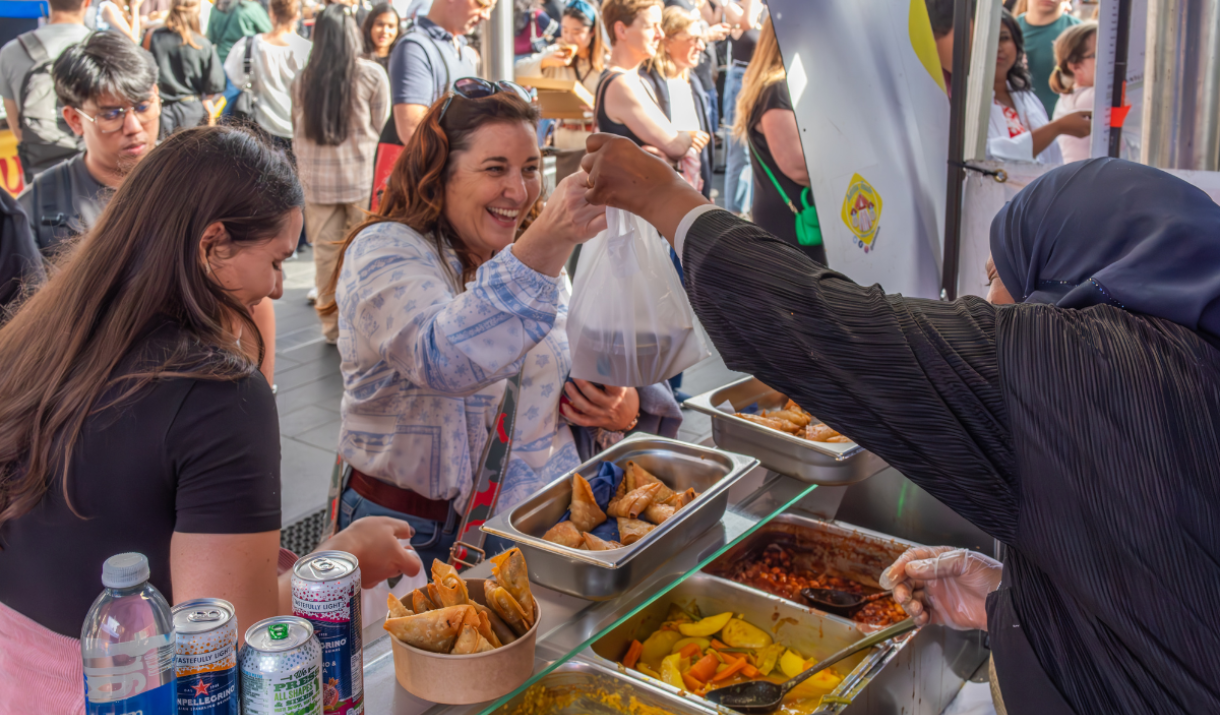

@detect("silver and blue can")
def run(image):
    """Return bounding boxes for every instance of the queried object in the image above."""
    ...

[239,616,323,715]
[292,551,363,714]
[172,598,238,715]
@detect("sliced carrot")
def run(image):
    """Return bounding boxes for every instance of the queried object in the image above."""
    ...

[711,656,749,682]
[681,671,705,692]
[622,640,643,669]
[710,638,730,651]
[688,653,720,682]
[741,663,760,678]
[718,651,742,666]
[678,642,703,660]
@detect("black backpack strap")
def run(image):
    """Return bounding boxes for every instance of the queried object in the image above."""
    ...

[16,31,49,64]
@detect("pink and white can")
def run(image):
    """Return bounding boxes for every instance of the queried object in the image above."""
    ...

[291,550,363,714]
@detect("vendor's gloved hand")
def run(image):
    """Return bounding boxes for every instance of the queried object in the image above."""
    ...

[879,546,1002,631]
[323,516,423,587]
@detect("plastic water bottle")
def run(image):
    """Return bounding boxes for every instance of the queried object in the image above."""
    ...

[81,553,176,715]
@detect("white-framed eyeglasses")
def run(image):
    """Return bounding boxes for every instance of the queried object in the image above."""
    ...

[75,97,160,133]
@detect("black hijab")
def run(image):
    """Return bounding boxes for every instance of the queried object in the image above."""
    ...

[990,158,1220,345]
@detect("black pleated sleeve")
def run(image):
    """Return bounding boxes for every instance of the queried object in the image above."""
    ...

[682,209,1020,543]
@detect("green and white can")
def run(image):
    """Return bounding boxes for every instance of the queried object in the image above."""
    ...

[239,616,323,715]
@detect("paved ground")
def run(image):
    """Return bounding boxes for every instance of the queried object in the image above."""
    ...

[273,178,741,527]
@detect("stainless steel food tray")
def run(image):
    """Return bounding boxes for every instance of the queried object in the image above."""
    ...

[485,659,722,714]
[705,514,988,714]
[685,376,888,485]
[587,571,885,714]
[481,433,758,601]
[705,512,918,609]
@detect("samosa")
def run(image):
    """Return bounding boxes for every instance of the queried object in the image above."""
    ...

[569,474,607,532]
[542,520,584,548]
[490,548,536,625]
[607,482,660,519]
[581,532,623,551]
[484,579,532,636]
[383,604,473,653]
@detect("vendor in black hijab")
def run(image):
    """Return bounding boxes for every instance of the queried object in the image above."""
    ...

[580,137,1220,715]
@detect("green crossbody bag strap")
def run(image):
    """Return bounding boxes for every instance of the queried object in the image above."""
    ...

[748,140,823,247]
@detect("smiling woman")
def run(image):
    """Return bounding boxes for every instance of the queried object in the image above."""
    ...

[320,86,683,566]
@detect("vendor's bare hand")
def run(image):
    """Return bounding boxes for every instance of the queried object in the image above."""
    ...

[879,546,1002,631]
[1055,111,1092,138]
[560,379,639,431]
[321,516,422,587]
[581,133,706,226]
[689,130,711,153]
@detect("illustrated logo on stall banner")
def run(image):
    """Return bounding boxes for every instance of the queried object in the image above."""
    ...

[840,173,883,253]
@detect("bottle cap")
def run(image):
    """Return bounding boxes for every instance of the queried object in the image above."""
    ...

[102,552,151,588]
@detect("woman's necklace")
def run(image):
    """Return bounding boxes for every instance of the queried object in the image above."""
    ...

[573,55,592,85]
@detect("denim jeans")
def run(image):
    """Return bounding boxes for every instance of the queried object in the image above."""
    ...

[721,63,754,214]
[337,486,514,568]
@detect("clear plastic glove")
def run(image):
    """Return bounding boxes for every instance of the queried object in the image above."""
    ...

[879,546,1002,631]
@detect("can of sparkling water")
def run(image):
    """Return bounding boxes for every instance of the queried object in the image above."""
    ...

[292,551,363,714]
[239,616,323,715]
[172,598,239,715]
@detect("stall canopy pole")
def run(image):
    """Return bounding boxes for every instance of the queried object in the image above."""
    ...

[1109,0,1133,157]
[940,0,973,301]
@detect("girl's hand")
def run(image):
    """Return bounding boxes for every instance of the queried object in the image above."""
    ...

[560,379,640,431]
[322,516,423,587]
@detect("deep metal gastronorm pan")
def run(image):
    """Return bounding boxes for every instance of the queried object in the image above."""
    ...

[685,377,888,485]
[482,434,757,600]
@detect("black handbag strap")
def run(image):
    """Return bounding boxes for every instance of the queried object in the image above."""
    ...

[241,33,255,90]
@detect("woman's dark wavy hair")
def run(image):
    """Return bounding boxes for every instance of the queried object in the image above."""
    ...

[361,3,400,56]
[299,4,362,146]
[319,91,541,314]
[0,126,302,532]
[1000,8,1033,92]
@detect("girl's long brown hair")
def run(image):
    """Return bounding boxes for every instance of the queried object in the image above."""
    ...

[319,91,542,314]
[165,0,202,49]
[733,16,784,142]
[0,126,303,532]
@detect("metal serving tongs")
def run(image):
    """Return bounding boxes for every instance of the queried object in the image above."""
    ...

[703,618,917,714]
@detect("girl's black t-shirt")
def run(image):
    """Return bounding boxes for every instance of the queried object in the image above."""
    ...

[747,80,825,262]
[0,324,281,637]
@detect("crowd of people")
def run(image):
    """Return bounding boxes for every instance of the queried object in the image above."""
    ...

[1,0,1217,714]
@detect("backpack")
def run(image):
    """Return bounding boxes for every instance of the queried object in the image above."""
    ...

[15,32,84,181]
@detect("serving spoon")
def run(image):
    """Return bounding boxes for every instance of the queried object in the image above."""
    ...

[703,618,917,714]
[800,587,889,617]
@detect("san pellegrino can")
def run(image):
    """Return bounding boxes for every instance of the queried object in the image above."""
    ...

[292,551,363,714]
[81,552,176,715]
[239,616,323,715]
[172,598,238,715]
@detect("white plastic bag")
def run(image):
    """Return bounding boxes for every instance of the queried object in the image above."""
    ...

[567,207,710,386]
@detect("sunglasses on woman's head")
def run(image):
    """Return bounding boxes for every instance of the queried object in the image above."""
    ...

[438,78,537,123]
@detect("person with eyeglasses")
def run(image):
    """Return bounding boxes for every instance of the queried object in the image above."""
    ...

[317,81,682,565]
[17,32,283,386]
[17,31,162,256]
